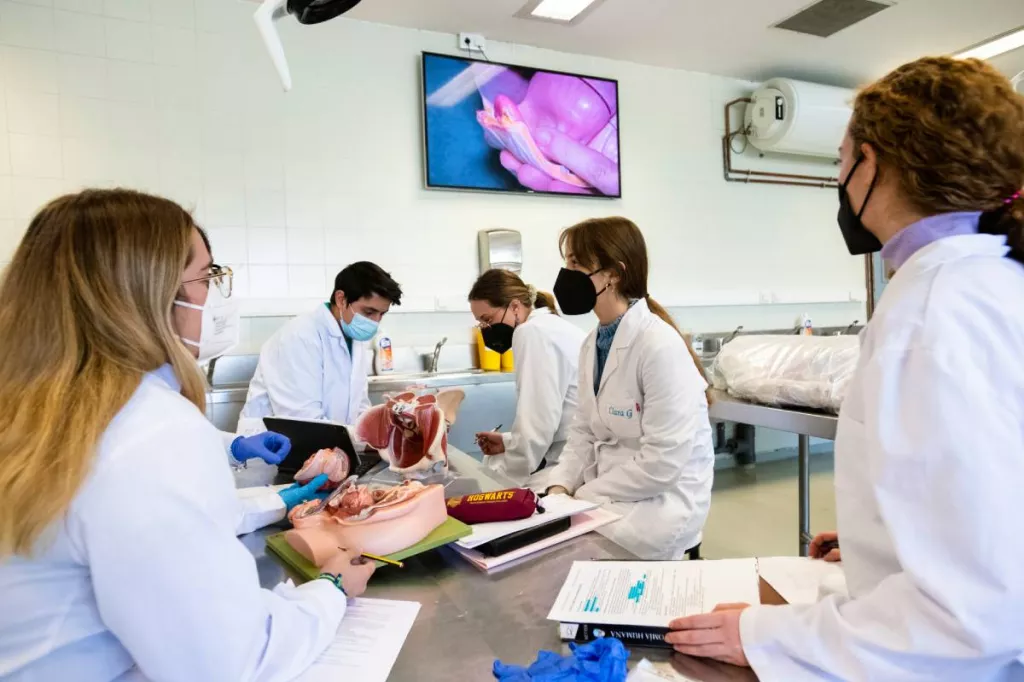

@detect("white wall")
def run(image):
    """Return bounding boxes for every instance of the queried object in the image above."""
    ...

[0,0,865,352]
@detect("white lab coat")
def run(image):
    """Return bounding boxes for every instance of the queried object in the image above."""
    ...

[740,233,1024,680]
[237,304,372,432]
[0,366,346,681]
[485,307,586,487]
[545,299,715,560]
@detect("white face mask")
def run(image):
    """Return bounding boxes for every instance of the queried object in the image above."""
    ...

[174,284,240,363]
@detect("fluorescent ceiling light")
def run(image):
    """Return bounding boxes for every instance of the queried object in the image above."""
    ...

[957,25,1024,60]
[530,0,599,22]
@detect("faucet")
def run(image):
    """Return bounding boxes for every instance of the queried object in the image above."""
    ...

[724,325,744,344]
[844,320,861,335]
[428,337,448,373]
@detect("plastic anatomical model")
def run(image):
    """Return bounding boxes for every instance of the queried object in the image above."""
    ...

[294,448,350,491]
[285,479,447,563]
[354,389,465,475]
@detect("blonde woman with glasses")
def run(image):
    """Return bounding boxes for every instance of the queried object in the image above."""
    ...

[0,189,375,681]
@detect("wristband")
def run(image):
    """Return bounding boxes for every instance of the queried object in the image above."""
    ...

[317,572,347,595]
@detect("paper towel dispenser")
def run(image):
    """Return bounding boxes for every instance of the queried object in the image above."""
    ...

[478,230,522,274]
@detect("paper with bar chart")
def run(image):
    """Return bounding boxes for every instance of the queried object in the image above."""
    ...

[547,559,759,627]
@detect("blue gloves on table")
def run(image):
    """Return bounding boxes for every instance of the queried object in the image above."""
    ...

[231,431,291,465]
[493,638,628,682]
[278,473,331,511]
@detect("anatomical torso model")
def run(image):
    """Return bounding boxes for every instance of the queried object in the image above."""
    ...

[354,389,465,475]
[285,479,447,564]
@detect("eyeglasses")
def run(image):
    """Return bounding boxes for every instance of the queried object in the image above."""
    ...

[182,264,233,298]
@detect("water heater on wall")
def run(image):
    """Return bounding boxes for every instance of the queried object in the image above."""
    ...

[744,78,854,159]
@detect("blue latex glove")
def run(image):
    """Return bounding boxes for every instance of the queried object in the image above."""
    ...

[493,638,628,682]
[231,431,291,465]
[278,473,331,511]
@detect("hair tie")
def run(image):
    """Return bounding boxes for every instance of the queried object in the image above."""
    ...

[526,285,538,307]
[1005,190,1022,205]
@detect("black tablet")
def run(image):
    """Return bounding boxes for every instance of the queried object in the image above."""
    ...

[262,416,380,478]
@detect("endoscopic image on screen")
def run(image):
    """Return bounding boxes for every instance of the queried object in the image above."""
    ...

[422,52,621,197]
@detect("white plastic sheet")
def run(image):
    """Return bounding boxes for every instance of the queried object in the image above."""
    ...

[712,335,860,413]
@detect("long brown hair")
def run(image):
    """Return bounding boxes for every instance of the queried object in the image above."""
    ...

[468,268,558,314]
[559,217,710,399]
[851,56,1024,251]
[0,189,207,557]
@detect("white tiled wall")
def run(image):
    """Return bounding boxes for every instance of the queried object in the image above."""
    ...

[0,0,866,345]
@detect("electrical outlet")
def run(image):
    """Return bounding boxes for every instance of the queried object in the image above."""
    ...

[458,32,486,53]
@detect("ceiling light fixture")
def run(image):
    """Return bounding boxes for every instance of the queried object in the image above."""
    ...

[516,0,607,25]
[956,25,1024,60]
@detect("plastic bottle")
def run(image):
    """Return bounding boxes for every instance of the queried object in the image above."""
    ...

[800,313,814,336]
[374,331,394,374]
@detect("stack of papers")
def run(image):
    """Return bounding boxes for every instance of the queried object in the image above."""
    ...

[757,556,847,605]
[547,559,760,627]
[297,598,420,682]
[452,507,620,572]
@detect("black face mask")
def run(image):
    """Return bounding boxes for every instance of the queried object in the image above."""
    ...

[837,156,882,255]
[480,305,515,353]
[554,267,608,315]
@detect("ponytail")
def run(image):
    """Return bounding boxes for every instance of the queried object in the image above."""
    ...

[533,290,559,315]
[979,191,1024,265]
[644,295,713,404]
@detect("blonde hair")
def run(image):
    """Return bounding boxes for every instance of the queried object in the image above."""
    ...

[468,268,559,315]
[559,217,711,401]
[0,189,208,557]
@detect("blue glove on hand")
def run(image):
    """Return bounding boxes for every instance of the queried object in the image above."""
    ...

[278,474,331,511]
[231,432,292,465]
[493,638,628,682]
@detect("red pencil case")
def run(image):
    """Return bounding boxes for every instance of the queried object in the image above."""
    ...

[445,488,541,524]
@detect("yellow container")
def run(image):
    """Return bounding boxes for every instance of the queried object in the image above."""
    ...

[501,348,515,372]
[474,328,501,371]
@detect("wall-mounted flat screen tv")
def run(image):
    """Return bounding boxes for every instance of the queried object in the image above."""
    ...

[422,52,621,198]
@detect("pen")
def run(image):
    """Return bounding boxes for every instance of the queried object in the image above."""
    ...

[476,424,503,445]
[816,539,839,556]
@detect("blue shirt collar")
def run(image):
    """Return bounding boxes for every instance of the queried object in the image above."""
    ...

[880,211,981,270]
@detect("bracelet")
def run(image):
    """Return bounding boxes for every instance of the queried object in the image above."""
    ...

[317,572,348,596]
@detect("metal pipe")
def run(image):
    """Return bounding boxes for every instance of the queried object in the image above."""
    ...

[798,434,811,557]
[721,98,840,188]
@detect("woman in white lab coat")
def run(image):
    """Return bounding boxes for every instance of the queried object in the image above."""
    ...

[0,189,375,681]
[543,217,715,560]
[469,269,586,487]
[667,57,1024,679]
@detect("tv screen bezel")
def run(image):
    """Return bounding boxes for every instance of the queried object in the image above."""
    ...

[420,50,622,199]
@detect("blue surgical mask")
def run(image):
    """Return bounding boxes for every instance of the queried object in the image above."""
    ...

[341,311,378,341]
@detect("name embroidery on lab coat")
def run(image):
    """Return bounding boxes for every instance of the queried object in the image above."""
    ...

[608,405,635,419]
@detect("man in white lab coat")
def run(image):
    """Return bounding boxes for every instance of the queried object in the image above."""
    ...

[666,57,1024,679]
[238,262,402,431]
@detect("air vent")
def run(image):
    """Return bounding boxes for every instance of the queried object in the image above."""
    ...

[774,0,894,38]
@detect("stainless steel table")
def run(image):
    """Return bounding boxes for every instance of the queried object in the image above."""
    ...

[240,448,755,681]
[708,389,839,557]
